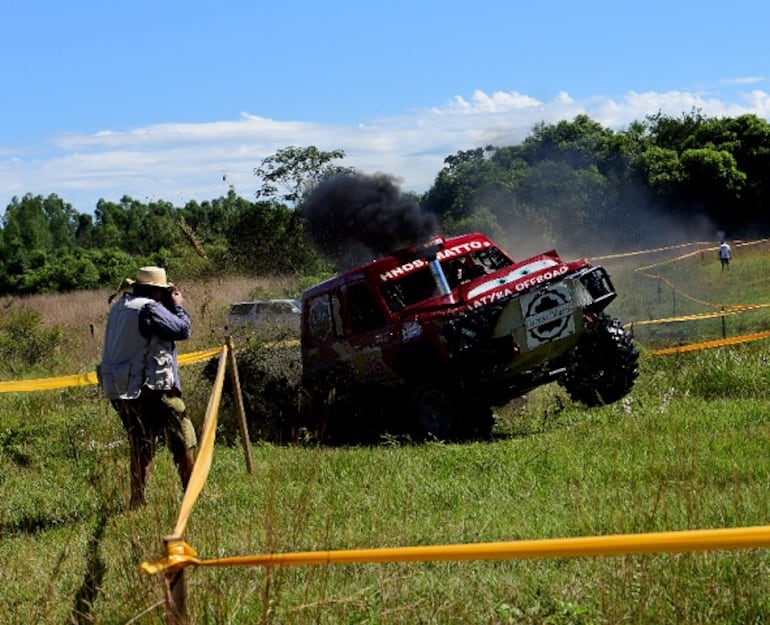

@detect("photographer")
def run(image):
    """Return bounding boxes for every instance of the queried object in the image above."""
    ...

[98,266,196,509]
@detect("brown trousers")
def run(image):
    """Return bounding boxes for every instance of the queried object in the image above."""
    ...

[111,391,196,509]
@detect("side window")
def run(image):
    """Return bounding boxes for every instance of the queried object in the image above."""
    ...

[307,295,333,340]
[307,292,344,341]
[230,303,255,317]
[380,267,438,312]
[347,282,384,334]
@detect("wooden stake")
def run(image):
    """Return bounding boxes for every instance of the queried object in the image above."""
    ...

[226,336,254,474]
[163,537,187,625]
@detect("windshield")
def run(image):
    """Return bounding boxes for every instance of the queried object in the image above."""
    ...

[380,247,513,312]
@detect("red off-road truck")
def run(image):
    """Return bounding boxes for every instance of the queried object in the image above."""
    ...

[300,232,639,440]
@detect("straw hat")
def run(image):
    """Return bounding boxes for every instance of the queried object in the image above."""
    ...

[128,266,174,288]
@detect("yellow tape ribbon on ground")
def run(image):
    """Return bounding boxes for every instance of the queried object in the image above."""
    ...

[142,524,770,575]
[0,346,223,393]
[591,241,712,262]
[647,329,770,356]
[177,346,225,366]
[0,371,99,393]
[630,303,770,326]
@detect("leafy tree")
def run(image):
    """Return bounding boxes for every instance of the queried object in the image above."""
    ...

[423,118,630,251]
[634,145,682,199]
[92,197,141,251]
[86,247,139,288]
[520,115,618,172]
[645,109,708,150]
[92,196,183,256]
[254,146,353,205]
[1,194,78,259]
[182,190,243,241]
[0,194,83,291]
[142,199,182,255]
[635,111,757,230]
[224,200,322,275]
[723,114,770,227]
[422,147,500,222]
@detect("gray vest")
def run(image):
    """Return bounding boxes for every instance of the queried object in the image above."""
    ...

[98,293,176,399]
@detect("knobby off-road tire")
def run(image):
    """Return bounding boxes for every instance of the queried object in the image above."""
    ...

[558,313,639,407]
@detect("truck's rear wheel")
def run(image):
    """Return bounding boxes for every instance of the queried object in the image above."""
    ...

[558,313,639,406]
[412,385,494,441]
[413,385,457,441]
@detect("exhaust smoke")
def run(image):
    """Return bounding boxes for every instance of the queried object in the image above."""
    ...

[302,172,439,268]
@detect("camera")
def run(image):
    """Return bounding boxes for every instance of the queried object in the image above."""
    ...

[162,287,179,310]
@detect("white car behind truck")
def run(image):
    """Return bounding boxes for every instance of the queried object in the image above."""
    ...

[226,299,301,334]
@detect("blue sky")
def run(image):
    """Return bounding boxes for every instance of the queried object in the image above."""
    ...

[2,0,769,213]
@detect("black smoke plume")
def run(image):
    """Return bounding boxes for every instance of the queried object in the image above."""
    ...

[301,173,439,269]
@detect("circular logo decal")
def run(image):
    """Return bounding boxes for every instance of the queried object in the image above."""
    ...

[525,289,571,342]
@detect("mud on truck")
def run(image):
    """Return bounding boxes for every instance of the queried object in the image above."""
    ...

[299,232,639,441]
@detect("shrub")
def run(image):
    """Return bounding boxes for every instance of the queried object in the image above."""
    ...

[0,306,69,375]
[205,328,304,444]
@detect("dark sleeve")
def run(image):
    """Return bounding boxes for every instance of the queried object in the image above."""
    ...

[138,301,191,341]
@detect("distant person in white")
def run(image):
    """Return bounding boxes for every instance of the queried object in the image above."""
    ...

[719,241,732,271]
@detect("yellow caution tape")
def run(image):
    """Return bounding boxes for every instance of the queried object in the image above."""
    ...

[142,524,770,574]
[142,537,200,575]
[135,335,770,579]
[0,346,223,393]
[0,341,298,394]
[0,371,99,393]
[630,304,770,326]
[178,347,225,366]
[172,347,227,538]
[648,329,770,356]
[633,238,770,311]
[591,241,712,262]
[592,237,769,264]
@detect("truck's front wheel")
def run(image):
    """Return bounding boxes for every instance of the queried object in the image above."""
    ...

[558,313,639,406]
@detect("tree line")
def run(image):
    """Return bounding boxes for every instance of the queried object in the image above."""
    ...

[424,110,770,254]
[1,110,769,295]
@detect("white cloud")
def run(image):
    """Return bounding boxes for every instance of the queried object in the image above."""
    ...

[444,90,543,113]
[721,76,766,85]
[2,87,769,212]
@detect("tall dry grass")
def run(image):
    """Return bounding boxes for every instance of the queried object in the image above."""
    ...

[0,274,302,372]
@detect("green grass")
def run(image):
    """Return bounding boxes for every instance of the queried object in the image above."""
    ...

[2,243,770,623]
[3,348,770,624]
[604,240,770,346]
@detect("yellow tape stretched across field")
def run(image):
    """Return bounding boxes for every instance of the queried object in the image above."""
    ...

[0,370,101,393]
[137,341,770,578]
[0,340,299,394]
[630,303,770,326]
[592,237,769,264]
[143,524,770,575]
[633,238,770,311]
[590,241,712,262]
[0,346,223,393]
[647,329,770,356]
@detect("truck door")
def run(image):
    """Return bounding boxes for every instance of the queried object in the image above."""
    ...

[344,281,397,385]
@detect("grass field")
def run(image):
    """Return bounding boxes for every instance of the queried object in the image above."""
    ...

[1,243,770,624]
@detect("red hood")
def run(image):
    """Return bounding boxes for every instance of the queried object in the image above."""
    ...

[397,250,590,316]
[459,251,588,308]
